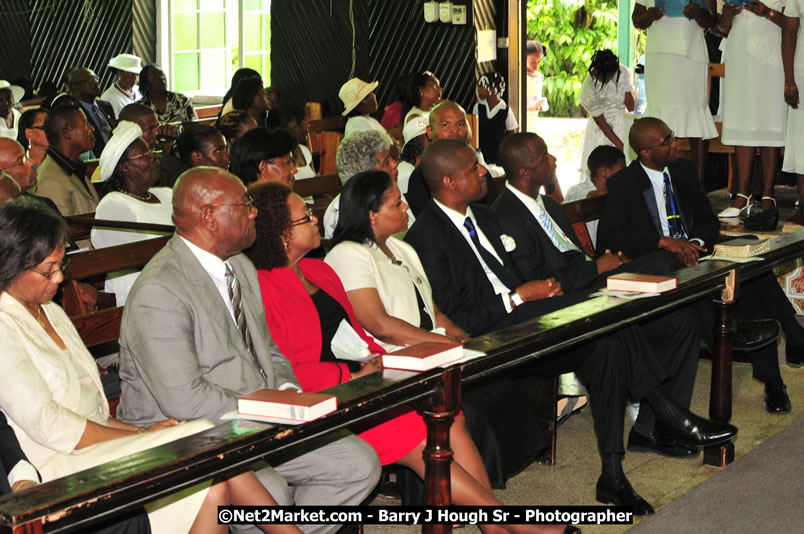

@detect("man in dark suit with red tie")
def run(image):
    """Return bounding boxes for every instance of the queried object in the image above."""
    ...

[597,117,801,414]
[404,138,737,515]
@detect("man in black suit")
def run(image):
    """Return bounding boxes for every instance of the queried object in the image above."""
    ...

[404,100,497,217]
[597,117,801,413]
[67,68,117,157]
[491,131,714,459]
[405,138,737,515]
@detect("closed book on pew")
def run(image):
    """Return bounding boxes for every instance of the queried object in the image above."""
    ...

[714,237,770,258]
[383,342,463,371]
[606,273,677,293]
[237,389,337,422]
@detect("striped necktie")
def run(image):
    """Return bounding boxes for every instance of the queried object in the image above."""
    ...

[225,263,266,380]
[535,202,580,253]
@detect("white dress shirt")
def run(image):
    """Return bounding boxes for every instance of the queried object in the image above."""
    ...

[433,199,515,312]
[640,163,703,245]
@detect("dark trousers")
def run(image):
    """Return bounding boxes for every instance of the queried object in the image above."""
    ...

[698,271,792,383]
[496,297,694,456]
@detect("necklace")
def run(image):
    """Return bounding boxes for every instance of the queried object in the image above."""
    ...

[294,266,306,284]
[35,306,46,329]
[121,190,157,203]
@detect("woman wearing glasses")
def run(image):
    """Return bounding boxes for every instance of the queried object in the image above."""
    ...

[244,180,573,534]
[91,121,172,305]
[0,199,304,534]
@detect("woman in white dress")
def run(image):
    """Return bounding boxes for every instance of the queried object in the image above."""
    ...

[92,121,172,305]
[577,50,635,181]
[0,200,300,534]
[783,0,804,217]
[718,0,787,217]
[632,0,718,187]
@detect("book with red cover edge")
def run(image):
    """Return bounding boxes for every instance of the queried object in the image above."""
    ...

[237,389,337,422]
[382,342,464,371]
[606,272,677,293]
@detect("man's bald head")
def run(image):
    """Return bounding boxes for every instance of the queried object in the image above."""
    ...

[427,100,471,143]
[0,174,21,204]
[173,166,257,259]
[0,138,37,192]
[421,139,474,192]
[629,117,667,154]
[120,104,159,148]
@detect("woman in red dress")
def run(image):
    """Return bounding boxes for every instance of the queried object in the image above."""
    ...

[244,181,575,534]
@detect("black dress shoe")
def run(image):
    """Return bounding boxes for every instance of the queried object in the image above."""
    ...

[654,411,738,448]
[765,383,792,414]
[733,319,779,352]
[626,428,699,458]
[786,345,804,367]
[595,475,655,516]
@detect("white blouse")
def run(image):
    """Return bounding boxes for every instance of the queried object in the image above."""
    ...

[325,237,435,351]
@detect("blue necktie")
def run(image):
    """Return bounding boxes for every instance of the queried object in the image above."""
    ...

[463,216,522,290]
[663,172,687,239]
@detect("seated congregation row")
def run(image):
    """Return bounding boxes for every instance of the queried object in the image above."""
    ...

[3,91,804,533]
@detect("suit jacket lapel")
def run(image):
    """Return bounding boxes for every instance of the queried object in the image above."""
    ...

[631,162,663,235]
[429,203,482,266]
[170,238,259,372]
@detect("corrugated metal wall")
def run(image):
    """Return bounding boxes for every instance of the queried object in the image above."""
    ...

[272,0,489,116]
[0,1,33,84]
[0,1,134,92]
[31,0,133,91]
[133,0,157,65]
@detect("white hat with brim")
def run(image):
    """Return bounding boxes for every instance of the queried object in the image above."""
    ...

[0,81,25,104]
[402,116,428,149]
[108,53,143,74]
[339,78,379,116]
[98,121,144,181]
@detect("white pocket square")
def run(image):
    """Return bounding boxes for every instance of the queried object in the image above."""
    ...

[500,234,517,252]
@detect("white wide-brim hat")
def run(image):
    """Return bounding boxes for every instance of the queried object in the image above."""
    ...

[402,116,428,149]
[108,53,143,74]
[98,121,144,181]
[339,78,379,116]
[0,81,25,104]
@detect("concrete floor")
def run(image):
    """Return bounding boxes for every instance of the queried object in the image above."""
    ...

[366,352,804,534]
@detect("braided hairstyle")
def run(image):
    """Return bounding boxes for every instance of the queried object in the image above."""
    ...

[588,49,620,89]
[478,72,506,98]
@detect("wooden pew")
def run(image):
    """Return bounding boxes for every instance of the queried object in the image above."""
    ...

[6,229,802,531]
[62,230,172,315]
[562,194,607,258]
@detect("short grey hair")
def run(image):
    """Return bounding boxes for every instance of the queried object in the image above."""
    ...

[336,130,392,184]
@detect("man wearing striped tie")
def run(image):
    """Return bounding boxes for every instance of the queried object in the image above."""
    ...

[405,139,737,515]
[118,167,381,534]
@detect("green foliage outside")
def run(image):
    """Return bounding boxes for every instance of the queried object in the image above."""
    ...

[527,0,643,117]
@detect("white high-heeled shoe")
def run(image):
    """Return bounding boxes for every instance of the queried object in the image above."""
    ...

[718,193,752,218]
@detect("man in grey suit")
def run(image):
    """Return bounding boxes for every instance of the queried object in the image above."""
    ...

[117,167,380,533]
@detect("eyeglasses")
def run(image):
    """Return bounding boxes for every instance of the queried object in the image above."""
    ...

[0,155,30,171]
[126,149,157,162]
[639,131,675,151]
[202,194,255,210]
[29,259,70,280]
[290,209,315,226]
[28,125,45,130]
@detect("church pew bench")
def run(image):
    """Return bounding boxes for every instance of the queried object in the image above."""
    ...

[7,228,800,532]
